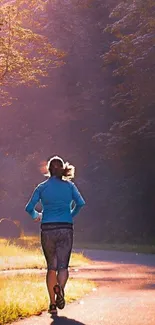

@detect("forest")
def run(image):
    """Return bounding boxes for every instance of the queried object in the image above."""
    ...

[0,0,155,244]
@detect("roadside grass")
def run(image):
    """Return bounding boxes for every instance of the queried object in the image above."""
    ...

[0,235,94,324]
[0,237,90,271]
[73,241,155,254]
[0,274,95,325]
[17,235,155,254]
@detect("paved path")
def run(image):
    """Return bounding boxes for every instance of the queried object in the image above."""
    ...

[10,250,155,325]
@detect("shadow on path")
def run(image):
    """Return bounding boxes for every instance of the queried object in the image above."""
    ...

[50,316,86,325]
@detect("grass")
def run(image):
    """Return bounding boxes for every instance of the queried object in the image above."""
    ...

[73,241,155,254]
[0,237,90,271]
[0,235,95,324]
[0,274,95,325]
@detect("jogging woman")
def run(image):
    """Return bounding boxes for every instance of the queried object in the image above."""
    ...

[25,156,85,316]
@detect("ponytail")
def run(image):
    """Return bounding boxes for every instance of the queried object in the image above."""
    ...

[63,162,75,180]
[44,156,75,180]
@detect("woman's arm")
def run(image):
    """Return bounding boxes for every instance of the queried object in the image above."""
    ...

[71,183,85,218]
[25,186,41,219]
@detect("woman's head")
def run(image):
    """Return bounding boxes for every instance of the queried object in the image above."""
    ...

[46,156,75,180]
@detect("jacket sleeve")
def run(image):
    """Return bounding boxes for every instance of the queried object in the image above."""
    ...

[71,183,85,218]
[25,186,41,219]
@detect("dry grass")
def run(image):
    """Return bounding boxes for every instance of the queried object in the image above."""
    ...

[0,274,95,325]
[0,235,94,324]
[74,241,155,254]
[0,236,90,270]
[0,242,44,270]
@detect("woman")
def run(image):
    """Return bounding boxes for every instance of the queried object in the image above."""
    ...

[25,156,85,316]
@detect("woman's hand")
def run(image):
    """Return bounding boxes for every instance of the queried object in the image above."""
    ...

[34,213,42,222]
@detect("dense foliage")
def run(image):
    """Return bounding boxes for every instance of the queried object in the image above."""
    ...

[103,0,155,154]
[0,0,155,244]
[0,0,64,105]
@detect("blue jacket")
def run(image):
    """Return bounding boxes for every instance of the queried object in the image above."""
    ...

[25,176,85,224]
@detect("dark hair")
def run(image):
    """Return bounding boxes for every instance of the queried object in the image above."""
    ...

[47,156,75,180]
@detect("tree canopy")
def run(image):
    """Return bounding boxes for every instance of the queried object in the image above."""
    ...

[103,0,155,111]
[0,0,64,105]
[102,0,155,158]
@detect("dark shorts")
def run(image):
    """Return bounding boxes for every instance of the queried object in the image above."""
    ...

[41,223,73,271]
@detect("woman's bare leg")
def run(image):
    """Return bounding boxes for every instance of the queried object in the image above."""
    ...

[57,268,69,289]
[46,270,57,304]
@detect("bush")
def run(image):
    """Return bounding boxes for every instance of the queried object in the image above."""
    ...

[0,219,21,239]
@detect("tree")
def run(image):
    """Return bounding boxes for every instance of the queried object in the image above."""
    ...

[101,0,155,157]
[103,0,155,110]
[0,0,65,105]
[98,1,155,243]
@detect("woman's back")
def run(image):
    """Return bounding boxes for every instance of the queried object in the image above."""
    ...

[25,174,85,224]
[39,177,74,223]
